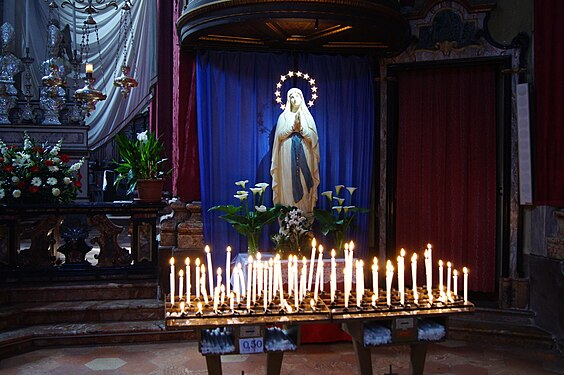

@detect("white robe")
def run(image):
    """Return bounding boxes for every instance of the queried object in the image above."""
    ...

[271,103,320,214]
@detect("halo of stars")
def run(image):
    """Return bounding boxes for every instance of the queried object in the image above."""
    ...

[274,71,318,110]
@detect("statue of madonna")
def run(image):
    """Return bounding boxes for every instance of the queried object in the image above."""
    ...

[270,88,320,214]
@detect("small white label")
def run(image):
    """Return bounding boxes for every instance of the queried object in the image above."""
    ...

[239,337,264,354]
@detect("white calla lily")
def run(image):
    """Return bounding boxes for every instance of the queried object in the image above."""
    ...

[346,187,357,195]
[255,205,267,212]
[235,180,249,188]
[335,184,345,195]
[321,191,333,201]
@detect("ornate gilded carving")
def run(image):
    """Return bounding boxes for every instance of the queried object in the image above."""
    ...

[90,214,131,267]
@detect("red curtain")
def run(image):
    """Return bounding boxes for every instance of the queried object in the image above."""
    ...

[395,65,497,293]
[171,1,200,201]
[534,0,564,206]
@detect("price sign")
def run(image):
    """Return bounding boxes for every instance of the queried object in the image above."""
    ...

[239,337,264,354]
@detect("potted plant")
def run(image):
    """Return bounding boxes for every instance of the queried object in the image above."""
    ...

[314,184,369,255]
[114,130,170,202]
[209,180,281,255]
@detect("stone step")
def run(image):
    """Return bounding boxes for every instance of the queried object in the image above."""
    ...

[449,308,555,350]
[0,280,159,303]
[0,299,163,332]
[0,320,196,360]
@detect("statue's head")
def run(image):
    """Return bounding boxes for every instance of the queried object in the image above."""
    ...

[287,88,304,111]
[1,22,15,53]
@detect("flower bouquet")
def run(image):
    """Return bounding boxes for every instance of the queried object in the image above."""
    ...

[209,180,281,255]
[271,206,313,257]
[313,184,369,254]
[0,133,84,204]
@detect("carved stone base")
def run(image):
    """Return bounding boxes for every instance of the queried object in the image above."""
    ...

[160,200,204,250]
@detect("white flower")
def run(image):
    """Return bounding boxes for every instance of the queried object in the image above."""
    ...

[235,180,249,188]
[335,184,345,195]
[332,206,343,214]
[48,166,59,172]
[0,189,4,199]
[236,190,249,198]
[69,159,84,171]
[255,205,267,212]
[249,187,262,195]
[47,177,57,185]
[321,191,333,201]
[11,176,19,183]
[23,136,32,150]
[137,131,148,142]
[50,139,62,155]
[31,177,42,187]
[346,187,357,195]
[12,189,21,198]
[63,177,71,185]
[255,182,269,192]
[52,188,61,197]
[234,193,247,201]
[52,157,60,163]
[334,197,345,205]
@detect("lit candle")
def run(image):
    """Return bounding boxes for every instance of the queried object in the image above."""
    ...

[252,259,257,303]
[230,292,235,313]
[294,259,299,309]
[446,261,452,299]
[300,257,307,302]
[330,269,335,303]
[225,246,231,295]
[195,258,201,299]
[463,267,469,303]
[233,266,240,304]
[438,260,444,293]
[257,252,263,297]
[398,248,406,305]
[356,260,362,308]
[411,253,418,303]
[169,257,175,306]
[344,242,349,266]
[268,258,274,303]
[178,269,184,302]
[427,243,433,284]
[424,250,431,300]
[200,266,209,305]
[344,268,349,308]
[85,63,94,74]
[372,257,378,296]
[308,238,316,291]
[263,260,268,302]
[246,256,253,304]
[238,262,245,297]
[278,257,284,305]
[185,257,191,305]
[453,269,458,297]
[216,267,222,293]
[313,245,324,302]
[205,245,214,298]
[288,255,293,296]
[386,260,394,306]
[220,284,225,306]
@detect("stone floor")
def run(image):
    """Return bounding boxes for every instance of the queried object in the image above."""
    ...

[0,339,562,375]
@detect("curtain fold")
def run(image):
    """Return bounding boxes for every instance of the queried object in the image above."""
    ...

[396,65,497,293]
[196,51,374,263]
[10,0,157,150]
[534,0,564,206]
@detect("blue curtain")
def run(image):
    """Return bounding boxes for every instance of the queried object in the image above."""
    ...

[197,51,374,264]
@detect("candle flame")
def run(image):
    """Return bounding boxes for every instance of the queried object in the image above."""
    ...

[217,267,222,275]
[169,257,175,266]
[178,269,184,277]
[411,253,417,262]
[201,265,206,273]
[439,259,443,266]
[226,245,231,253]
[195,258,200,266]
[447,261,452,267]
[463,267,468,274]
[453,269,458,276]
[373,256,378,265]
[349,241,355,251]
[427,243,432,250]
[331,249,336,257]
[312,238,317,248]
[318,244,324,253]
[257,252,262,260]
[302,256,307,264]
[205,245,210,253]
[344,242,349,251]
[185,257,190,265]
[248,255,253,263]
[400,248,406,257]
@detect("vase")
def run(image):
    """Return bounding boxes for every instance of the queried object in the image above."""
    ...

[136,179,164,203]
[247,232,259,256]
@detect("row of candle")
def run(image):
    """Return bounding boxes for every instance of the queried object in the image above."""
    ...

[168,242,470,313]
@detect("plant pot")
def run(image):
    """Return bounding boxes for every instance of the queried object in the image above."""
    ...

[136,179,164,203]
